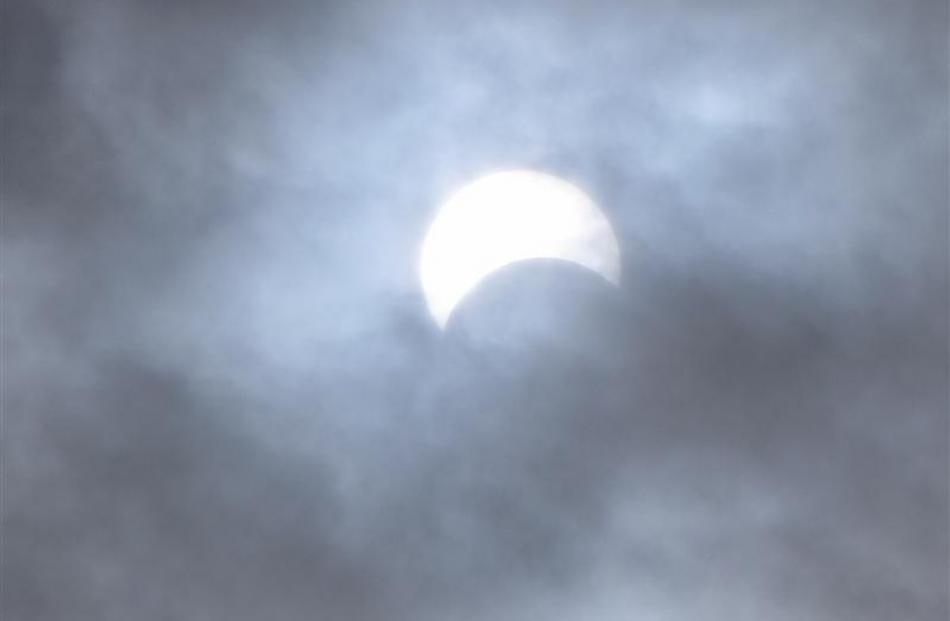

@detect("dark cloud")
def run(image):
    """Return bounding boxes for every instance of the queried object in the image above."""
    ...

[3,0,947,619]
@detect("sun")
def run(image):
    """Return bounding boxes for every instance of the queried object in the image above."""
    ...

[419,170,621,329]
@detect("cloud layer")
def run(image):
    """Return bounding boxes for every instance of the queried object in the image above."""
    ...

[3,0,947,619]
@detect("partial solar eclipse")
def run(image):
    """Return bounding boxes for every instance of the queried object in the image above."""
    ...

[420,170,622,328]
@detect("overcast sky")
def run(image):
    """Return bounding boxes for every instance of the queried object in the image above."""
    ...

[2,0,947,619]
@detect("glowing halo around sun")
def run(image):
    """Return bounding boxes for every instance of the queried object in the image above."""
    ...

[419,170,621,329]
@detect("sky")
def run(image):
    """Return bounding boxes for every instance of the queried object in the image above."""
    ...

[2,0,948,619]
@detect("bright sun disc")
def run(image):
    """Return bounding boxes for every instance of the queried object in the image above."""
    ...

[419,170,621,328]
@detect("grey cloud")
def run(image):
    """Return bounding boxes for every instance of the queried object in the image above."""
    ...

[3,0,946,619]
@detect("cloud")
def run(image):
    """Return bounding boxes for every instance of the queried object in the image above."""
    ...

[3,0,946,619]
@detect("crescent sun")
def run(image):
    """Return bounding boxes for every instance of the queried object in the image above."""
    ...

[419,170,622,329]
